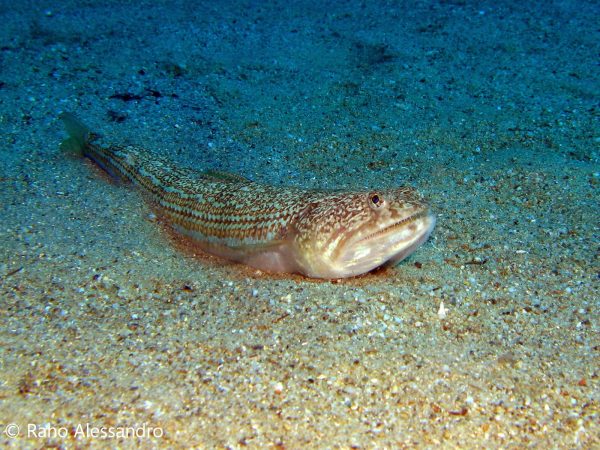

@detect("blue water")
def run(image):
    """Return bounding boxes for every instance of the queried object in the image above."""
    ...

[0,0,598,447]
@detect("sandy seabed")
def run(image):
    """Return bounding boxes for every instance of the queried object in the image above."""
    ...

[0,0,598,448]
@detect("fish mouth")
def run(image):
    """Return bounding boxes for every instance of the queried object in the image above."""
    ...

[356,209,433,244]
[383,211,436,265]
[338,210,436,275]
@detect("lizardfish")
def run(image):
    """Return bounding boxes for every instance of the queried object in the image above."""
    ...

[60,113,435,278]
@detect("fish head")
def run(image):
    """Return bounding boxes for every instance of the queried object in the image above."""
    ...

[293,187,435,278]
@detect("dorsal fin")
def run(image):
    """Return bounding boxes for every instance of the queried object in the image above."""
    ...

[201,170,252,183]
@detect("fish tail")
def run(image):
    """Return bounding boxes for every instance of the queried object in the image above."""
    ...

[59,112,126,182]
[59,112,95,154]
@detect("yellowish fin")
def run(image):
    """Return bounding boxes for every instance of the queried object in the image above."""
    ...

[59,112,95,154]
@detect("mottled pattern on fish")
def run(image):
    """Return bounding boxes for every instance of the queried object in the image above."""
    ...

[60,113,435,278]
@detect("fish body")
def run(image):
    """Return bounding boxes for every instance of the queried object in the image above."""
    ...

[60,113,435,278]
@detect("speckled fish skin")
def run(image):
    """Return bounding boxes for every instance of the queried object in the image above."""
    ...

[60,113,435,278]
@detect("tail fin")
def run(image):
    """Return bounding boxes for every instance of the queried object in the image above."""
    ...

[59,112,94,154]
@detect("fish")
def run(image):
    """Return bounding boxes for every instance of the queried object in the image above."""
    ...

[60,112,435,279]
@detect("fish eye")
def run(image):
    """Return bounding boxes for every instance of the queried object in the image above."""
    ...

[368,192,385,209]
